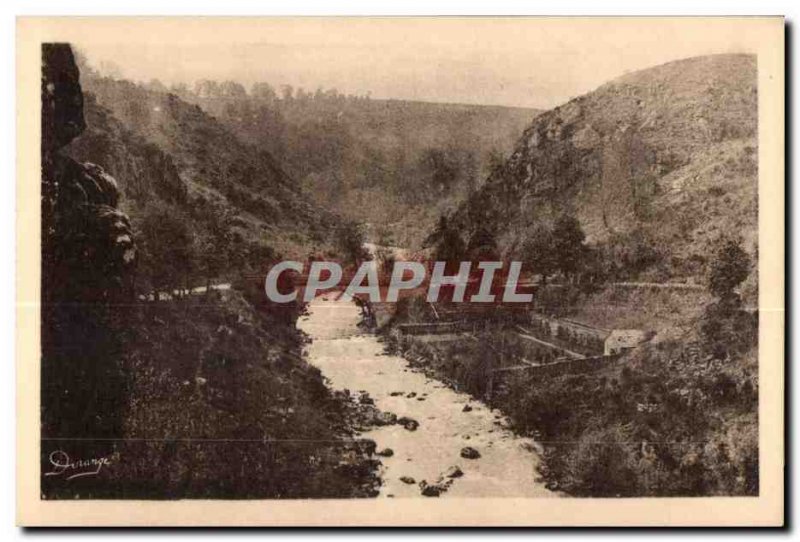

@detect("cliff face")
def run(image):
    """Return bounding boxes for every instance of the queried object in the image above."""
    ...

[452,54,757,282]
[41,44,137,445]
[41,44,137,304]
[66,93,188,208]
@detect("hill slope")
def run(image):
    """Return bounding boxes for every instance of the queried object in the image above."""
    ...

[450,54,758,284]
[47,48,381,499]
[179,87,539,246]
[68,72,338,262]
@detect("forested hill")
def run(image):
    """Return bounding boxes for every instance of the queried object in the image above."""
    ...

[67,65,340,286]
[174,84,539,247]
[445,54,758,286]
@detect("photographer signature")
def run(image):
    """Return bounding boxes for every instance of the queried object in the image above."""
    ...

[44,450,113,481]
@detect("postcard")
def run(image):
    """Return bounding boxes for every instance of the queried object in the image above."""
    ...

[16,16,784,526]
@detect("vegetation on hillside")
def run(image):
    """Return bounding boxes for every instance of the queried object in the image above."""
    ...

[44,48,381,500]
[43,289,381,499]
[405,55,761,500]
[388,237,758,496]
[167,79,537,247]
[442,54,758,291]
[71,56,339,266]
[52,49,761,499]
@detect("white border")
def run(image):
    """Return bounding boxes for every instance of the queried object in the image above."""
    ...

[3,2,794,540]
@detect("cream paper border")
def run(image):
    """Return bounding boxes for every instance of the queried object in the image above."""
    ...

[16,16,785,527]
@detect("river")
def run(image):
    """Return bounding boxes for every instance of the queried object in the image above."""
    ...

[298,292,555,498]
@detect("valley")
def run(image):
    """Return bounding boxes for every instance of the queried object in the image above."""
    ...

[44,45,759,500]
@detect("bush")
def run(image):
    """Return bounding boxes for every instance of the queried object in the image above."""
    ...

[562,424,640,496]
[708,236,751,299]
[136,201,195,297]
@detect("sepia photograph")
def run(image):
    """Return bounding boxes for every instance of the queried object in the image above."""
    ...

[15,15,784,526]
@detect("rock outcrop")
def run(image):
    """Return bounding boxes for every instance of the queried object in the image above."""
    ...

[41,43,136,304]
[40,43,136,445]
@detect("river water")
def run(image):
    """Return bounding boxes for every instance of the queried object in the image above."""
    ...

[298,293,554,498]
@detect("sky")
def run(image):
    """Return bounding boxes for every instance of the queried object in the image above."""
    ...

[71,17,762,110]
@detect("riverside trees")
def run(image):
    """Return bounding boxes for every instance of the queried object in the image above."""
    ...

[522,214,589,284]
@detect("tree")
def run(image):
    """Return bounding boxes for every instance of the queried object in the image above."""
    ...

[194,80,221,99]
[708,237,751,301]
[701,236,755,359]
[169,82,190,98]
[335,221,370,268]
[551,214,587,281]
[615,229,662,279]
[251,82,277,102]
[522,225,558,284]
[418,148,458,194]
[426,215,465,266]
[485,147,506,176]
[374,227,396,279]
[146,79,168,93]
[466,224,499,261]
[220,80,247,99]
[196,206,245,293]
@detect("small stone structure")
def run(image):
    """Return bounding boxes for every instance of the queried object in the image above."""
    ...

[604,329,648,356]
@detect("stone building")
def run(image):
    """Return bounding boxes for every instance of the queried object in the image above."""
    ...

[604,329,648,356]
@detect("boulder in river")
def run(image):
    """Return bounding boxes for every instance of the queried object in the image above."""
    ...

[399,476,416,485]
[419,480,450,497]
[462,404,473,412]
[397,417,419,431]
[406,392,417,398]
[372,411,398,426]
[389,391,404,397]
[376,448,394,457]
[444,465,463,478]
[460,446,481,459]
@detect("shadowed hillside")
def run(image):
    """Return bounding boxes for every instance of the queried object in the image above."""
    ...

[68,65,339,267]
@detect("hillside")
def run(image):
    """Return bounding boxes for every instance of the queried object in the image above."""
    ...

[397,54,760,496]
[68,70,339,264]
[45,45,382,500]
[449,54,757,289]
[178,85,538,247]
